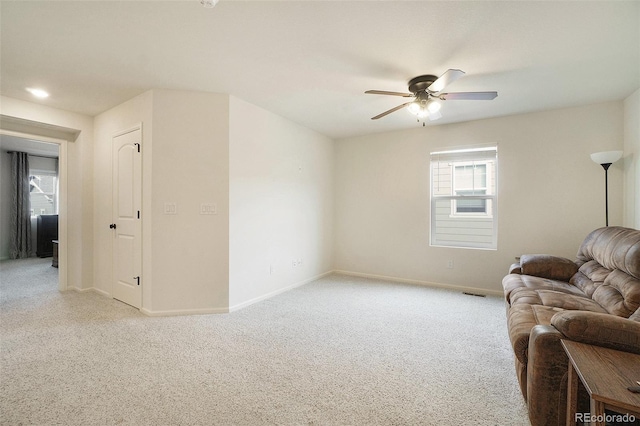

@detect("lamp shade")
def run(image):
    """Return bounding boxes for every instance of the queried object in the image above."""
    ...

[590,150,623,165]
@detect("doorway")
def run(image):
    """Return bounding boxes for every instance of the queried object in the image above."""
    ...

[0,129,68,291]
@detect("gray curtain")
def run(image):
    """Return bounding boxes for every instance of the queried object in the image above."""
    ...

[9,152,31,259]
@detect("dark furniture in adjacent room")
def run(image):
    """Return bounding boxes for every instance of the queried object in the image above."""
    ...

[52,240,59,268]
[36,214,58,258]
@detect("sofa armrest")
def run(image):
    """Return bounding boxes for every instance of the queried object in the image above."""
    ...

[527,325,569,426]
[551,310,640,354]
[508,262,521,274]
[518,254,578,281]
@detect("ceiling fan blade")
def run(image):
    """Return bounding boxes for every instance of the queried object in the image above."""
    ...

[365,90,414,97]
[371,102,413,120]
[427,69,465,93]
[439,91,498,100]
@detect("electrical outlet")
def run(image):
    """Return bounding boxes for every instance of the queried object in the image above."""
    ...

[270,264,275,275]
[446,260,454,269]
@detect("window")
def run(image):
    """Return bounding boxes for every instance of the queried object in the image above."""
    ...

[452,162,493,216]
[430,146,497,249]
[29,174,57,216]
[28,155,59,217]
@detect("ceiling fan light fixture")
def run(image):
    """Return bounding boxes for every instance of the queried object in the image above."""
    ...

[366,69,497,123]
[427,99,441,113]
[407,102,428,118]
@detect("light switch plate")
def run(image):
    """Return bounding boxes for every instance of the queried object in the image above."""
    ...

[200,203,217,215]
[164,203,177,215]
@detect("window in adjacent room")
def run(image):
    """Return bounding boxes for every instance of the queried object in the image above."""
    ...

[29,157,58,217]
[430,145,497,249]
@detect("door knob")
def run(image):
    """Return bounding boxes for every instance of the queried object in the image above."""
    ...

[109,223,117,229]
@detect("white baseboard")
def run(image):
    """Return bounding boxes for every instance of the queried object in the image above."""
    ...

[140,307,229,317]
[64,270,497,316]
[66,272,333,316]
[69,286,227,316]
[69,286,111,298]
[332,269,503,297]
[228,270,334,312]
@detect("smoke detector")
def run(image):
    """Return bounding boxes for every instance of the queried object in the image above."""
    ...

[200,0,218,8]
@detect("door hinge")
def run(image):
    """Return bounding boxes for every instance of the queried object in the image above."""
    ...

[134,143,140,153]
[137,210,140,219]
[134,276,140,286]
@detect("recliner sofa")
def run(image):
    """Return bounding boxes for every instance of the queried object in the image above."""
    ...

[502,226,640,426]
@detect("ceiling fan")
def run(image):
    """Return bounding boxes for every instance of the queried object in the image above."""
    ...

[365,69,497,124]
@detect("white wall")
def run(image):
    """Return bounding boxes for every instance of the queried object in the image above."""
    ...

[94,89,230,314]
[0,96,94,290]
[229,96,334,309]
[623,89,640,229]
[334,101,624,294]
[149,90,230,314]
[94,90,334,314]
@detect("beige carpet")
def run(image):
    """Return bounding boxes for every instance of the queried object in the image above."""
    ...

[0,257,529,425]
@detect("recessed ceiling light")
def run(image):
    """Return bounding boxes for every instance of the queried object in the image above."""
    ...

[26,88,49,98]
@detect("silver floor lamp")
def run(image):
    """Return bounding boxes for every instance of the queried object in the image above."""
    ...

[590,150,623,227]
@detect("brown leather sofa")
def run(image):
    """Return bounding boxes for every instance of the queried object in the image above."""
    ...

[502,226,640,426]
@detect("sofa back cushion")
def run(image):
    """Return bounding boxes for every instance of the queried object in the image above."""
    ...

[570,227,640,317]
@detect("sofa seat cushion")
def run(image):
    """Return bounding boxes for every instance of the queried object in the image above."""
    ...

[510,288,608,313]
[507,304,564,365]
[502,273,587,304]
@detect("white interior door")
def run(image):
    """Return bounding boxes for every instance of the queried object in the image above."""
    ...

[112,127,142,308]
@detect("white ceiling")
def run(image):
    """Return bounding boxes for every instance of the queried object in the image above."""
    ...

[0,134,60,158]
[1,1,638,139]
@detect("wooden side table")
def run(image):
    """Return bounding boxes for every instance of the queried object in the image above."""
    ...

[562,340,640,426]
